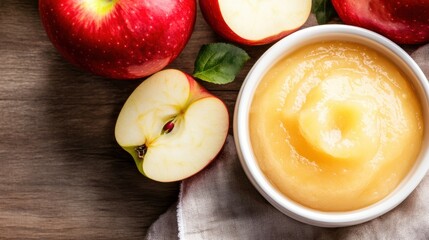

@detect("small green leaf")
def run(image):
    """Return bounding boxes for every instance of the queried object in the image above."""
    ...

[312,0,337,24]
[193,43,250,84]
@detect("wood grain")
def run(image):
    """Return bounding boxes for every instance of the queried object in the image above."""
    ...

[1,1,426,239]
[0,1,271,239]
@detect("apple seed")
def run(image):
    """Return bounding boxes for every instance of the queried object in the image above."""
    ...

[162,120,175,134]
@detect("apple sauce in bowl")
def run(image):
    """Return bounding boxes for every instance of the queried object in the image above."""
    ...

[234,25,429,227]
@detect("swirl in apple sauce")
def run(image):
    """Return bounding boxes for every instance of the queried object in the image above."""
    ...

[249,41,424,211]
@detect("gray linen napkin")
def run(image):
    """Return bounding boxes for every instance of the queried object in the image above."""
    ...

[145,19,429,238]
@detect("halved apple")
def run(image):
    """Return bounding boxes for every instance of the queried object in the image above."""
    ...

[199,0,312,45]
[115,69,229,182]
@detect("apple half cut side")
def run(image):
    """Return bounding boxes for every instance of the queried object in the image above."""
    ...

[199,0,312,45]
[115,69,229,182]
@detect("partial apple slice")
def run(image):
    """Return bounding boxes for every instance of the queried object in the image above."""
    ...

[115,69,229,182]
[199,0,312,45]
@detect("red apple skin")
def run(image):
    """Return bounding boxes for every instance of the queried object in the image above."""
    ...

[199,0,301,46]
[39,0,196,79]
[184,71,214,100]
[332,0,429,44]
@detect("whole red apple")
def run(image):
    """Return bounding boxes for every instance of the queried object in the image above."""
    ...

[331,0,429,44]
[39,0,196,79]
[199,0,311,45]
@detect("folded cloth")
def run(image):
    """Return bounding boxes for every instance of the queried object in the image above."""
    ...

[146,26,429,239]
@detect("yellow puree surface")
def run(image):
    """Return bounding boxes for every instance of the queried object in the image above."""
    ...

[250,41,424,211]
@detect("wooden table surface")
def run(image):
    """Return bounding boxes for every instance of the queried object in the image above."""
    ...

[0,1,273,239]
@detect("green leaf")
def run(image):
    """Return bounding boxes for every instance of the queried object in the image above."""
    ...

[312,0,337,24]
[193,43,250,84]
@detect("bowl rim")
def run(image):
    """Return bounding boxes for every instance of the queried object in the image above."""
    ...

[233,24,429,227]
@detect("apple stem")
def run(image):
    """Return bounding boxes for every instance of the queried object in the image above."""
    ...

[162,120,175,134]
[135,145,147,159]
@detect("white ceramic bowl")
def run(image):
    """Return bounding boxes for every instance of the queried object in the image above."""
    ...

[233,24,429,227]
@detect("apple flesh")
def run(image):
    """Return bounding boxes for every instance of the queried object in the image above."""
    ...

[331,0,429,44]
[39,0,196,79]
[115,69,229,182]
[199,0,311,45]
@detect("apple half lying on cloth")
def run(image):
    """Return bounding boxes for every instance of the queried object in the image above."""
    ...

[115,69,229,182]
[199,0,312,45]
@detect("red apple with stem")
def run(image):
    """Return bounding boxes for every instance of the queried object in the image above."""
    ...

[331,0,429,44]
[39,0,196,79]
[199,0,312,45]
